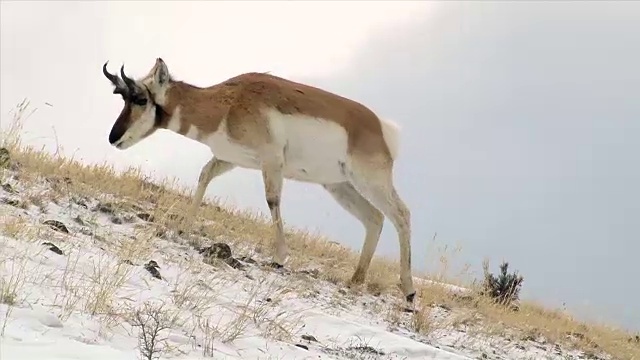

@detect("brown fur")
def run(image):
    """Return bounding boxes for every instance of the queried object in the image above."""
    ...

[158,72,392,158]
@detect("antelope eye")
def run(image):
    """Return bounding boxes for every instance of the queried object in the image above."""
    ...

[132,97,148,106]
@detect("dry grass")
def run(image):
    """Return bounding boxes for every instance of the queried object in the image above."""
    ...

[1,99,639,360]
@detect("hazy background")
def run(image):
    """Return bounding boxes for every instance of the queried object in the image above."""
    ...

[1,1,638,331]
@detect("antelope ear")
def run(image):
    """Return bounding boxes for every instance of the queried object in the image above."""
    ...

[153,58,170,86]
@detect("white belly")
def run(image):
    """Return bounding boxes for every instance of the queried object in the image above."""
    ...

[203,110,350,184]
[274,111,350,184]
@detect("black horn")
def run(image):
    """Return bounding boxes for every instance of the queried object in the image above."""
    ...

[102,61,120,85]
[120,65,138,91]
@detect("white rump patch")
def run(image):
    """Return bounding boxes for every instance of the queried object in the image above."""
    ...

[379,118,400,160]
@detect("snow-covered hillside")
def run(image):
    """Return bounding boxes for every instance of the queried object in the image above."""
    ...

[0,144,635,360]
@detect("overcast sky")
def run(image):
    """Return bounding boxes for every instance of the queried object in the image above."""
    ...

[1,1,638,331]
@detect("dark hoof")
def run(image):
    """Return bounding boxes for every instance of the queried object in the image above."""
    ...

[403,307,418,314]
[268,261,284,269]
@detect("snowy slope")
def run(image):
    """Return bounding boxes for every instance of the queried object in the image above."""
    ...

[0,167,615,360]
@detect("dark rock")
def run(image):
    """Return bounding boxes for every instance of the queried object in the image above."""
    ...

[346,345,384,356]
[199,243,246,270]
[96,202,116,214]
[42,242,63,255]
[144,260,162,280]
[294,344,309,351]
[43,220,69,234]
[121,259,134,265]
[137,212,154,222]
[266,261,283,269]
[1,197,20,207]
[301,335,318,343]
[110,215,123,224]
[2,183,16,194]
[199,243,232,260]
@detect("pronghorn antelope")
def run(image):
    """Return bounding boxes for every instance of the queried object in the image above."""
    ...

[102,58,416,304]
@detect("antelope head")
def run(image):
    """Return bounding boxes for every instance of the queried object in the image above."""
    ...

[102,58,171,149]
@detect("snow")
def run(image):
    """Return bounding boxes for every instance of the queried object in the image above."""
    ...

[0,170,606,360]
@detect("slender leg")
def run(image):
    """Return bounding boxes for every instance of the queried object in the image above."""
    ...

[322,182,384,285]
[183,157,235,229]
[347,158,415,303]
[261,153,287,266]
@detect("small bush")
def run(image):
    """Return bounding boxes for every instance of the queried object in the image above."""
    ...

[481,260,524,309]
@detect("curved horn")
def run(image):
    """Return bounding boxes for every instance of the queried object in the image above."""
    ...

[120,64,138,90]
[102,61,120,85]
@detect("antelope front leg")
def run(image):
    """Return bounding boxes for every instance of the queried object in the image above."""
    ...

[261,155,287,267]
[182,157,235,232]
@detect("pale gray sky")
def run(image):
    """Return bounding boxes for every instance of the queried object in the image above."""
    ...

[1,1,638,331]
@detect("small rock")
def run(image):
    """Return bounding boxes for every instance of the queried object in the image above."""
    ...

[144,260,162,280]
[110,215,123,224]
[136,212,154,222]
[96,202,115,214]
[2,183,17,194]
[199,243,232,260]
[1,197,21,207]
[42,242,64,255]
[73,215,85,226]
[294,344,309,351]
[301,334,319,342]
[43,220,69,234]
[266,261,284,269]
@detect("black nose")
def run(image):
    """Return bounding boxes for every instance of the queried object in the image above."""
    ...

[109,128,123,145]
